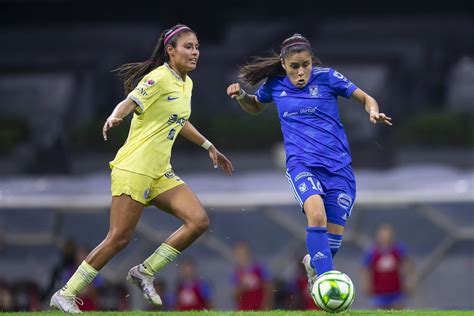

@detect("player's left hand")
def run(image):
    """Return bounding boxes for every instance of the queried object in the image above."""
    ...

[369,111,392,126]
[208,146,234,176]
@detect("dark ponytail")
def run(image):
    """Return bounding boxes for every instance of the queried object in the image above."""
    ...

[238,33,322,86]
[114,24,194,95]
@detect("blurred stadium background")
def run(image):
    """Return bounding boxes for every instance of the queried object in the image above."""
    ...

[0,0,472,312]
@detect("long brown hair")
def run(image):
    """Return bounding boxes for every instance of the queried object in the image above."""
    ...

[238,34,322,86]
[114,24,195,95]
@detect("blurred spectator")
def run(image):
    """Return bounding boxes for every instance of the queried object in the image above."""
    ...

[0,281,15,311]
[43,239,78,301]
[98,283,129,311]
[360,223,416,309]
[174,258,212,311]
[291,261,318,310]
[11,281,41,311]
[230,242,273,310]
[271,278,294,310]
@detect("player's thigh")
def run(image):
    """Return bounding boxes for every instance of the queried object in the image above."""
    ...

[110,167,154,205]
[109,194,144,236]
[150,182,207,223]
[109,167,149,234]
[286,167,327,223]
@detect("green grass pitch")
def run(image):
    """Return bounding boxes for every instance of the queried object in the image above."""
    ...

[4,311,473,316]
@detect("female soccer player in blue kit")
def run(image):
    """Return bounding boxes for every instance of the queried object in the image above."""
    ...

[227,34,392,289]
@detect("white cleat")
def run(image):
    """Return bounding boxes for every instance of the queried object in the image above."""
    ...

[50,290,83,313]
[126,265,162,306]
[302,254,318,292]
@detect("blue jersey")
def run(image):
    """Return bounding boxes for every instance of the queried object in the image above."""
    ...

[255,67,358,172]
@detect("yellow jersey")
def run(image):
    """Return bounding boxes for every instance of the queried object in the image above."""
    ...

[110,63,192,178]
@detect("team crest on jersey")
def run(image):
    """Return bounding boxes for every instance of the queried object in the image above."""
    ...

[298,182,308,193]
[144,188,151,199]
[309,85,320,97]
[337,193,352,209]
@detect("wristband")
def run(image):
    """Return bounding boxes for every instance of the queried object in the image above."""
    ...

[236,89,247,100]
[201,139,213,150]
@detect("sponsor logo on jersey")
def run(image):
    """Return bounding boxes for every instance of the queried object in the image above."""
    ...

[298,182,308,193]
[176,118,187,126]
[280,90,287,97]
[295,171,314,182]
[164,170,175,179]
[300,106,318,115]
[167,96,179,101]
[167,114,179,125]
[167,129,176,140]
[337,193,353,210]
[309,85,320,97]
[167,114,187,126]
[144,79,155,87]
[136,86,148,97]
[283,111,298,117]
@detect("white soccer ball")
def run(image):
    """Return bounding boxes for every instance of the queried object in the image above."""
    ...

[311,270,355,313]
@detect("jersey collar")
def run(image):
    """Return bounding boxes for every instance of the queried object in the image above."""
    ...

[164,62,186,83]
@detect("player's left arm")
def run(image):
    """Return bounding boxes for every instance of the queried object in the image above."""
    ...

[180,121,234,175]
[350,88,392,126]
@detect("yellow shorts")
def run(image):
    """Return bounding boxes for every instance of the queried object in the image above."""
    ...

[111,167,185,206]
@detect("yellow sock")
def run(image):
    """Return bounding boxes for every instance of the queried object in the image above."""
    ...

[59,261,98,297]
[142,243,180,276]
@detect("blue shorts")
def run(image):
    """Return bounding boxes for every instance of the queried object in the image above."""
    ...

[285,164,356,226]
[372,293,404,308]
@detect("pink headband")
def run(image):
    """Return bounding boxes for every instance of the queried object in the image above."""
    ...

[280,41,310,55]
[164,26,191,45]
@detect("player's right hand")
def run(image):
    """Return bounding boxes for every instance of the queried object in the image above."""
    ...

[102,117,123,141]
[226,83,242,99]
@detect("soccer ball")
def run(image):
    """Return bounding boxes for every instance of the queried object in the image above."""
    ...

[311,270,355,313]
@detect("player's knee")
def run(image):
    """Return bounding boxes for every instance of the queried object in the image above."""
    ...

[307,210,327,227]
[197,214,210,233]
[190,213,210,234]
[107,232,132,251]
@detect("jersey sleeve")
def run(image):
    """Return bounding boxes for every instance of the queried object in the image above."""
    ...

[255,79,274,103]
[127,74,162,114]
[328,68,358,98]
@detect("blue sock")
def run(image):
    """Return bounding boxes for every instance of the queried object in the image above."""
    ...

[327,233,343,257]
[306,226,333,275]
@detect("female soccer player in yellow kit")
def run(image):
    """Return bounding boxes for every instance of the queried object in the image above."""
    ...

[50,24,234,313]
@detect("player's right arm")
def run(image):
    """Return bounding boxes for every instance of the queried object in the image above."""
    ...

[102,98,136,141]
[227,83,268,115]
